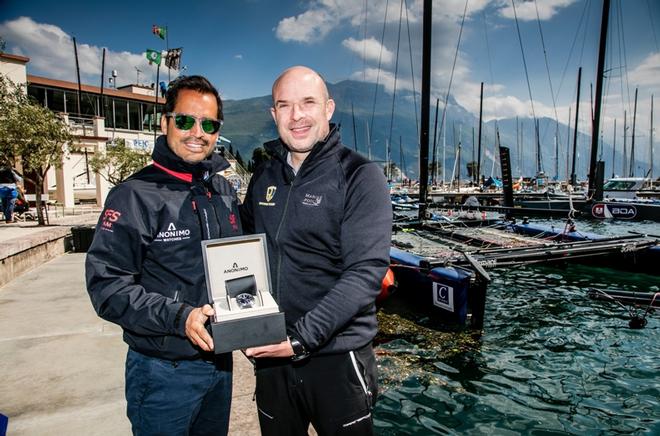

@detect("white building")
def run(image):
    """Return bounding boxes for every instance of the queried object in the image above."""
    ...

[0,53,247,207]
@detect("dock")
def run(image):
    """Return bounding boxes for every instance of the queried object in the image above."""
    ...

[0,215,261,435]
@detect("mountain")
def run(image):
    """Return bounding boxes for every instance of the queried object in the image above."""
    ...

[221,80,648,180]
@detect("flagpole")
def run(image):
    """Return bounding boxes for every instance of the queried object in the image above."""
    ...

[166,25,170,82]
[154,62,160,145]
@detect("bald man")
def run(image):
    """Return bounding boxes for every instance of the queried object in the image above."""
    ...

[241,66,392,435]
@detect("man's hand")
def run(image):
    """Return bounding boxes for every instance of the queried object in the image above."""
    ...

[245,339,294,358]
[185,304,215,352]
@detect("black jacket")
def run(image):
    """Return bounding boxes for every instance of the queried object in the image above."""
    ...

[240,126,392,355]
[86,136,242,360]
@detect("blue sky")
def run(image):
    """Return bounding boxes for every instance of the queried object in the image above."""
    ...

[1,0,659,146]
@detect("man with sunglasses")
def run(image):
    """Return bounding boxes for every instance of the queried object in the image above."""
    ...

[241,66,392,435]
[86,75,242,435]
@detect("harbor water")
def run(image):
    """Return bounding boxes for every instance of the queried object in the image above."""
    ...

[374,219,659,435]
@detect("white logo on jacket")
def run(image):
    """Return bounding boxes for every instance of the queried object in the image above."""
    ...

[302,193,323,207]
[155,222,191,242]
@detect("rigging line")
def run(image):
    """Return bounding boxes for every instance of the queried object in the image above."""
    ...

[363,0,368,82]
[646,0,659,52]
[618,0,633,116]
[404,0,419,145]
[482,11,495,87]
[613,0,629,118]
[576,0,592,72]
[436,0,469,168]
[368,0,390,152]
[553,0,590,105]
[534,0,563,150]
[511,0,537,121]
[339,30,366,130]
[387,0,405,153]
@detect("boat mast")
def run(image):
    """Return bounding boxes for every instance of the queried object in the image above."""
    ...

[431,97,439,185]
[477,82,484,185]
[351,102,358,152]
[571,67,582,186]
[566,107,571,182]
[611,119,616,178]
[554,123,559,181]
[623,111,628,176]
[650,95,655,180]
[629,87,638,177]
[418,0,431,220]
[587,0,611,197]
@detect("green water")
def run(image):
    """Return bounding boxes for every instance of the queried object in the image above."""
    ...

[374,219,659,435]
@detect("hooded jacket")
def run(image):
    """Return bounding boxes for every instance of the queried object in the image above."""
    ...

[240,126,392,355]
[86,136,242,360]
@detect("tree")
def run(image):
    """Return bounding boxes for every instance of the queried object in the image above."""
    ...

[0,74,72,225]
[249,147,271,173]
[89,138,150,185]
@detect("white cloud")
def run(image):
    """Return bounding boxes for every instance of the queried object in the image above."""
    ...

[628,52,660,89]
[498,0,577,21]
[275,0,416,44]
[275,9,337,43]
[0,17,177,88]
[234,54,243,60]
[350,67,415,94]
[342,37,393,65]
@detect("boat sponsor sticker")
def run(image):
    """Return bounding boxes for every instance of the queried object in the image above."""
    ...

[591,203,637,219]
[433,282,454,312]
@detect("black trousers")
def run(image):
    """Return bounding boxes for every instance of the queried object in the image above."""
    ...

[254,343,378,436]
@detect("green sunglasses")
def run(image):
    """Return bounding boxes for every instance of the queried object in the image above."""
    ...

[166,112,223,134]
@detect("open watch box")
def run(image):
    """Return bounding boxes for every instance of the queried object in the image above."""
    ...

[201,234,286,354]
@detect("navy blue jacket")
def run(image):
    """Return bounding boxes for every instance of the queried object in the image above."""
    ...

[240,126,392,355]
[86,136,242,360]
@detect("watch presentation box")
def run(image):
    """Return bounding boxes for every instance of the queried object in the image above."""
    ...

[201,234,286,354]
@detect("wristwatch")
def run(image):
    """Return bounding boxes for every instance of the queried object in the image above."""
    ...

[289,336,310,362]
[235,292,255,309]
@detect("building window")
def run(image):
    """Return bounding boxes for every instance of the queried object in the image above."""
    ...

[47,89,66,113]
[80,92,97,117]
[28,86,46,106]
[114,99,128,129]
[102,96,113,128]
[128,101,140,131]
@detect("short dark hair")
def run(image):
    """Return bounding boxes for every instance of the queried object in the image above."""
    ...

[164,75,223,120]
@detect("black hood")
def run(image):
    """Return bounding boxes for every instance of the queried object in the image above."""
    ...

[151,135,229,180]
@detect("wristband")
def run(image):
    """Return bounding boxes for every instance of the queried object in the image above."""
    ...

[289,336,310,361]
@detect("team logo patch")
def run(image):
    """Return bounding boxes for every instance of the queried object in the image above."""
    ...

[259,186,277,207]
[155,222,191,242]
[266,186,276,202]
[302,193,323,207]
[101,208,121,231]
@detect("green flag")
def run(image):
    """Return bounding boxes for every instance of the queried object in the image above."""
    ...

[152,25,166,40]
[146,49,161,66]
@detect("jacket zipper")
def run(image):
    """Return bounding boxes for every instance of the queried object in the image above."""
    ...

[274,181,294,303]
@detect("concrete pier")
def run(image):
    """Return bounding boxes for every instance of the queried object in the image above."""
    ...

[0,219,260,435]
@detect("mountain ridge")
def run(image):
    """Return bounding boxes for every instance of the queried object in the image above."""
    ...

[222,79,647,180]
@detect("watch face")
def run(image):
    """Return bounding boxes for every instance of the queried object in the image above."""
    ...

[235,292,255,309]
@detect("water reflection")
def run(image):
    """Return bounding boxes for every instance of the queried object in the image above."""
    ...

[374,263,659,434]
